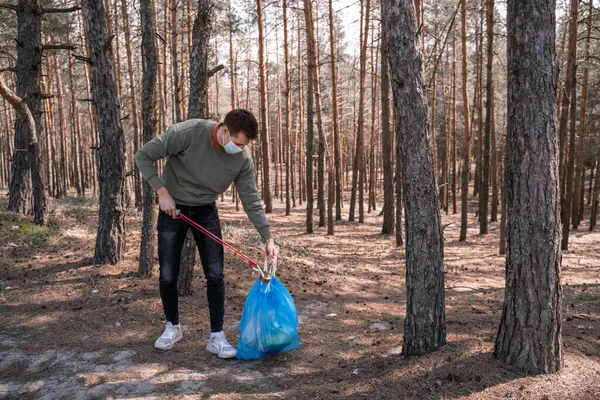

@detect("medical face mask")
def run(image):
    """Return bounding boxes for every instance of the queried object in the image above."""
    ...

[222,131,243,155]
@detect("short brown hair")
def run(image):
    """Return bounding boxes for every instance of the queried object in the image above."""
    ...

[224,109,258,140]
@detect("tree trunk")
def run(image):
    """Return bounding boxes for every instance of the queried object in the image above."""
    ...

[179,0,214,295]
[256,0,272,213]
[121,0,142,208]
[385,0,446,355]
[283,0,291,215]
[499,136,507,254]
[349,0,370,222]
[81,0,127,265]
[303,0,315,234]
[451,30,457,215]
[328,0,342,221]
[495,0,562,374]
[558,0,578,244]
[381,0,394,235]
[590,146,600,230]
[9,0,45,215]
[459,0,471,241]
[188,0,212,120]
[572,0,592,230]
[0,74,47,225]
[138,0,158,278]
[480,0,494,233]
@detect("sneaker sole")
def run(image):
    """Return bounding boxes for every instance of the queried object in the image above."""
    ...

[154,331,183,351]
[206,344,236,359]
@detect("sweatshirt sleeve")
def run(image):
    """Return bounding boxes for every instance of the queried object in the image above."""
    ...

[134,123,192,191]
[234,156,272,242]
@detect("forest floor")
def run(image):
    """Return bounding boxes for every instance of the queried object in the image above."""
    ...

[0,188,599,400]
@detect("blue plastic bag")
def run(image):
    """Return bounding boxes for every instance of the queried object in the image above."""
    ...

[236,276,300,360]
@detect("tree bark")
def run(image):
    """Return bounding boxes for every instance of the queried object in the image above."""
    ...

[495,0,562,374]
[459,0,471,241]
[303,0,315,234]
[121,0,142,208]
[9,0,45,215]
[384,0,446,355]
[381,0,394,235]
[138,0,158,278]
[256,0,272,213]
[81,0,127,265]
[572,0,592,230]
[0,73,47,225]
[349,0,370,223]
[480,0,494,233]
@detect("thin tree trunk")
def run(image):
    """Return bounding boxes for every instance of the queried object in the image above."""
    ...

[81,0,127,264]
[328,0,342,222]
[349,0,370,222]
[121,0,142,207]
[558,0,578,227]
[561,5,578,250]
[385,0,445,355]
[459,0,471,241]
[499,136,507,254]
[303,0,316,233]
[572,0,592,230]
[480,0,494,232]
[590,146,600,230]
[284,0,292,216]
[495,0,562,374]
[452,30,457,215]
[138,0,158,277]
[381,0,394,234]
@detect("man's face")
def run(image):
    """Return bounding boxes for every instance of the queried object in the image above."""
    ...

[224,127,251,150]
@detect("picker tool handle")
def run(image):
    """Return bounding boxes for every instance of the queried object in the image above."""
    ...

[175,209,259,269]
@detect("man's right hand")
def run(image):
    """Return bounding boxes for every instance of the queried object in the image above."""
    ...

[157,187,177,218]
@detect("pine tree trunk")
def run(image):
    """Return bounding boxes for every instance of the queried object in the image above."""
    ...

[284,0,292,216]
[451,30,457,215]
[303,0,315,234]
[0,74,47,225]
[558,0,578,238]
[179,0,214,295]
[81,0,127,265]
[255,0,272,213]
[590,146,600,230]
[499,136,507,254]
[385,0,446,355]
[480,0,494,233]
[9,0,44,215]
[121,0,142,208]
[138,0,158,278]
[459,0,471,241]
[349,0,370,223]
[328,0,342,221]
[572,0,592,230]
[495,0,562,374]
[381,0,394,235]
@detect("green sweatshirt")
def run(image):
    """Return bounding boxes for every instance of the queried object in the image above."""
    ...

[134,118,271,242]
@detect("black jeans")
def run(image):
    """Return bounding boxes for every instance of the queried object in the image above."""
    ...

[157,203,225,332]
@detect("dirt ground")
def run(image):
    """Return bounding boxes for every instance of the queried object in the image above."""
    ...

[1,189,599,400]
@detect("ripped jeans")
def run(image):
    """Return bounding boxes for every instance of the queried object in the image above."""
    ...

[157,203,225,332]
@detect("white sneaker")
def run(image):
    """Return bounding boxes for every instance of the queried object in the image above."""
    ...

[206,331,236,358]
[154,322,182,350]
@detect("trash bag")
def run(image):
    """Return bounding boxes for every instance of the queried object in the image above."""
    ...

[236,276,300,360]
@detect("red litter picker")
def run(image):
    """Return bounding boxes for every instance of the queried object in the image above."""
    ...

[175,210,300,359]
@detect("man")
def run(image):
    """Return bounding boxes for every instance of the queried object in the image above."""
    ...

[135,109,277,359]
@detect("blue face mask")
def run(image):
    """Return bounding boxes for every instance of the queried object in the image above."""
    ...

[221,131,243,155]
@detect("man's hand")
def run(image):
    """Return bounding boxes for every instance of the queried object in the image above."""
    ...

[157,187,177,218]
[264,237,278,268]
